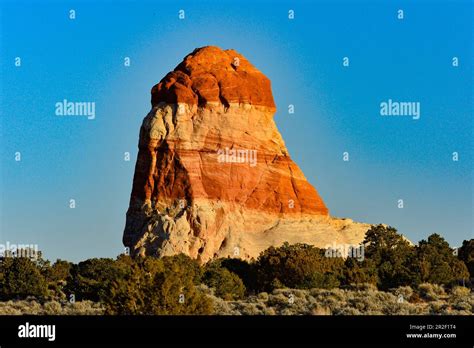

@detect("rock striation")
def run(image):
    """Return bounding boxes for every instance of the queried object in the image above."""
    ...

[123,46,369,262]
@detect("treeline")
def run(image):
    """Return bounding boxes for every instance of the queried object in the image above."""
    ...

[0,225,472,314]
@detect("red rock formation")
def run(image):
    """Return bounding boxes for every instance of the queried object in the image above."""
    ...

[151,46,276,108]
[124,46,337,262]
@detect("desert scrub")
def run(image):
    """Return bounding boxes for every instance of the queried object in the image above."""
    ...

[207,294,240,315]
[212,286,473,315]
[0,300,41,315]
[311,304,331,315]
[391,286,414,302]
[418,283,446,301]
[63,300,104,315]
[427,300,450,314]
[449,286,470,299]
[447,286,473,313]
[0,300,104,315]
[347,295,384,314]
[257,292,269,302]
[4,285,471,316]
[346,283,378,292]
[231,301,264,315]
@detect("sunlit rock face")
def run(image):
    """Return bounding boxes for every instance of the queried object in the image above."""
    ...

[123,46,368,263]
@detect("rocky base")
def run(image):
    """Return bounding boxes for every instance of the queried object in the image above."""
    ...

[125,198,370,262]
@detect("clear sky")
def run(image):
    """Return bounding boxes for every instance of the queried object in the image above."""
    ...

[1,0,472,262]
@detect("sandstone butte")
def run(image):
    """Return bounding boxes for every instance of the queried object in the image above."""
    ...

[123,46,371,263]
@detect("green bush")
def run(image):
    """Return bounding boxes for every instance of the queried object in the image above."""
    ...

[355,227,470,289]
[43,259,73,299]
[45,260,73,283]
[67,258,128,302]
[458,239,474,279]
[104,254,213,315]
[413,234,469,286]
[254,243,344,292]
[0,257,48,300]
[219,258,256,293]
[162,253,203,284]
[202,261,245,300]
[363,225,417,289]
[343,258,378,286]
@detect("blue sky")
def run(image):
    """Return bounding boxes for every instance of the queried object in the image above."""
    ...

[1,0,472,262]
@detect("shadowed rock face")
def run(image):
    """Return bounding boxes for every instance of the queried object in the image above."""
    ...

[123,46,367,263]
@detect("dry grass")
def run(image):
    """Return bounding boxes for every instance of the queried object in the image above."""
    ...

[208,284,474,315]
[1,284,471,315]
[0,299,104,315]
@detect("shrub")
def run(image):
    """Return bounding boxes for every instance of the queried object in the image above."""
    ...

[311,304,331,315]
[202,261,245,300]
[0,257,48,300]
[346,283,378,292]
[67,258,127,302]
[413,234,470,286]
[0,300,104,315]
[254,243,344,292]
[43,259,73,299]
[450,286,470,298]
[458,239,474,278]
[43,301,62,314]
[219,258,256,293]
[391,286,414,302]
[418,283,446,301]
[45,260,73,282]
[363,225,417,289]
[343,258,378,286]
[104,254,213,315]
[447,286,472,312]
[162,253,203,284]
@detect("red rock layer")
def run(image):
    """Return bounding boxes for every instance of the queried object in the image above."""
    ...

[130,141,329,215]
[151,46,276,108]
